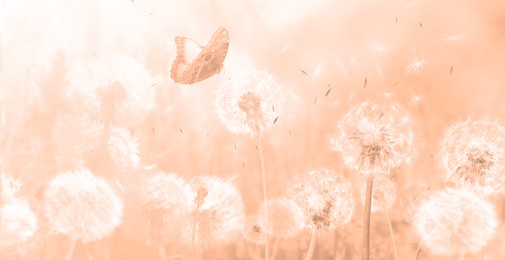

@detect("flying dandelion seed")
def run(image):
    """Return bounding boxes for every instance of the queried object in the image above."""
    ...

[215,69,285,137]
[359,175,397,213]
[413,188,498,256]
[330,100,414,176]
[440,118,505,196]
[258,197,305,239]
[366,42,394,56]
[287,168,355,230]
[438,33,470,44]
[43,168,124,243]
[408,85,427,112]
[405,45,430,76]
[183,176,245,248]
[65,54,156,127]
[139,172,194,243]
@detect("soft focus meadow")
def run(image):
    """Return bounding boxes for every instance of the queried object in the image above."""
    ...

[2,0,505,259]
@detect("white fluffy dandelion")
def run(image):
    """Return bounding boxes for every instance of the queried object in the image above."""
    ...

[43,168,123,243]
[139,172,194,243]
[413,188,498,256]
[183,176,245,249]
[331,101,413,176]
[440,118,505,195]
[65,54,156,128]
[287,168,355,230]
[215,69,285,137]
[258,197,305,239]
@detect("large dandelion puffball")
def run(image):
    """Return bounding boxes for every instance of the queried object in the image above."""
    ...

[440,118,505,196]
[0,199,38,247]
[287,168,355,230]
[139,172,194,243]
[65,54,156,127]
[359,175,397,213]
[258,197,305,239]
[43,168,123,243]
[183,176,245,248]
[215,69,285,137]
[413,188,498,256]
[331,101,413,176]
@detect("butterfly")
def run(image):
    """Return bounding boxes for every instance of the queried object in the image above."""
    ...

[170,27,230,84]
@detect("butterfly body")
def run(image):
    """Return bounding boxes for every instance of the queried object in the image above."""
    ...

[170,27,229,84]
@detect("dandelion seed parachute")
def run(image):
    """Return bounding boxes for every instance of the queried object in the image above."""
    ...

[440,118,505,196]
[43,168,123,243]
[215,69,285,137]
[331,101,413,176]
[287,168,355,230]
[139,172,194,243]
[183,176,245,248]
[413,188,498,256]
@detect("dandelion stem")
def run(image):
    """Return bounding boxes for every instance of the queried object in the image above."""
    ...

[385,212,399,260]
[64,239,77,260]
[414,242,422,260]
[270,237,280,260]
[159,244,167,260]
[362,176,374,260]
[257,135,269,260]
[305,229,317,260]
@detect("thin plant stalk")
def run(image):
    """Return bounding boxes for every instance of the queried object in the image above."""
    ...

[305,229,317,260]
[257,135,269,260]
[270,237,280,260]
[414,241,422,260]
[64,239,77,260]
[362,176,374,260]
[385,212,399,260]
[159,244,167,260]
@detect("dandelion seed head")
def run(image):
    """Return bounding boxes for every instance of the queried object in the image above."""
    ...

[440,118,505,195]
[182,176,245,248]
[139,172,194,243]
[43,168,123,243]
[360,175,397,212]
[215,69,285,137]
[258,197,305,239]
[413,188,498,256]
[0,199,38,247]
[287,168,355,230]
[65,54,156,127]
[242,215,270,244]
[331,101,413,176]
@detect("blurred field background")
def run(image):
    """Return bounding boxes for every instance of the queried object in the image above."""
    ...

[2,0,505,259]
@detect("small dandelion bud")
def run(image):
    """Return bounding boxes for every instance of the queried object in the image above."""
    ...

[413,188,498,256]
[287,168,355,230]
[183,176,245,248]
[359,175,397,213]
[331,100,413,176]
[258,197,305,239]
[440,118,505,196]
[43,168,123,243]
[215,69,285,137]
[139,172,193,243]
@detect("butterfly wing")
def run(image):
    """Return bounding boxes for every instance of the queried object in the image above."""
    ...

[170,36,205,84]
[170,27,230,84]
[194,27,230,82]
